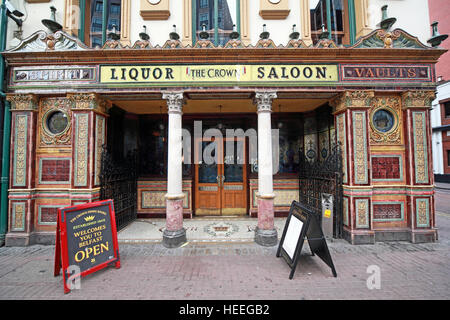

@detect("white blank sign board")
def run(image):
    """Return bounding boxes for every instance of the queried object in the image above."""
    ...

[282,215,304,259]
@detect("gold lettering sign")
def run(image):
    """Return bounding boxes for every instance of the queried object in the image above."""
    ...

[100,64,338,85]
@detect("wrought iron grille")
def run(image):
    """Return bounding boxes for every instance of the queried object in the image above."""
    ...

[100,146,138,231]
[298,143,344,238]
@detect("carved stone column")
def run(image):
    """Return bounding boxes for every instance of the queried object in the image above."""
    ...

[162,92,187,248]
[5,94,39,246]
[253,91,277,246]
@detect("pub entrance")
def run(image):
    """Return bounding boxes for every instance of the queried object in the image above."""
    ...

[195,136,248,216]
[100,96,341,234]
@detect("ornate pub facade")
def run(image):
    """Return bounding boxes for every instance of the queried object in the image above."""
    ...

[0,0,445,247]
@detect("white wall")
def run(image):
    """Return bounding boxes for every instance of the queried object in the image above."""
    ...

[249,0,301,46]
[6,0,66,50]
[431,81,450,175]
[368,0,431,45]
[129,0,183,47]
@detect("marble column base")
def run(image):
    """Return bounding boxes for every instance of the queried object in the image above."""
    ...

[162,228,187,248]
[163,197,186,248]
[254,227,278,247]
[255,197,277,246]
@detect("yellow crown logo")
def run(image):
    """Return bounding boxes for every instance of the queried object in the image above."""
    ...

[84,215,95,222]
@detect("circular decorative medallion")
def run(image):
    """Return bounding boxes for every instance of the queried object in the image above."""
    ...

[372,109,395,133]
[268,0,281,3]
[147,0,161,4]
[45,110,69,135]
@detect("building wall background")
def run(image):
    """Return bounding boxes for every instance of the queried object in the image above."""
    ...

[428,0,450,80]
[429,0,450,177]
[4,0,434,50]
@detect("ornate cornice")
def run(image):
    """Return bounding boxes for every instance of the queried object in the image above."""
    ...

[253,91,277,113]
[7,30,89,53]
[331,91,375,113]
[401,90,436,109]
[162,92,185,114]
[6,94,39,111]
[351,28,430,49]
[67,93,108,113]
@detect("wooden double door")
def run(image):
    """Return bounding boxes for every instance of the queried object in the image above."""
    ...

[195,137,247,215]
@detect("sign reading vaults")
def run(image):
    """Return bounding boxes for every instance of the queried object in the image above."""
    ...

[100,64,339,85]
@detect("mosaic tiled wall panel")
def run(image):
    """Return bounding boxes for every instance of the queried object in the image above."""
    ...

[94,115,106,186]
[12,114,28,187]
[37,206,59,225]
[415,198,430,228]
[355,198,370,228]
[39,158,71,184]
[137,180,192,215]
[73,113,89,187]
[352,111,369,185]
[336,113,348,183]
[412,111,429,184]
[371,156,402,181]
[11,202,26,232]
[250,178,299,214]
[372,202,404,221]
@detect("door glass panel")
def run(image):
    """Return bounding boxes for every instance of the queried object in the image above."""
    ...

[224,140,243,183]
[198,141,218,183]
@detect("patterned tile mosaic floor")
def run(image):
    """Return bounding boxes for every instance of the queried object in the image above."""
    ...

[117,217,287,244]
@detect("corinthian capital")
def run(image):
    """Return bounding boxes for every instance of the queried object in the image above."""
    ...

[162,91,184,114]
[7,94,39,111]
[253,91,277,113]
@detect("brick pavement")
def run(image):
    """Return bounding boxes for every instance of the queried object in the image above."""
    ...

[0,211,449,300]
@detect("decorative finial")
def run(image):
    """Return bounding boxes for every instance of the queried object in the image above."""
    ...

[229,24,240,39]
[169,24,180,40]
[427,21,448,47]
[41,6,63,33]
[199,24,209,39]
[379,5,396,30]
[260,24,270,40]
[139,25,150,41]
[108,24,120,40]
[289,24,299,40]
[319,24,329,39]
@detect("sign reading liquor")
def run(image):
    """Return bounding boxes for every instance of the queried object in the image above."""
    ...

[100,64,339,86]
[54,200,120,294]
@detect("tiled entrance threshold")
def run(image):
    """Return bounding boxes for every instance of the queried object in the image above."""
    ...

[118,217,287,244]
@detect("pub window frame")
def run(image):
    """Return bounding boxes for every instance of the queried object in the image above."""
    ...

[192,0,241,46]
[444,101,450,118]
[75,0,124,47]
[309,0,357,46]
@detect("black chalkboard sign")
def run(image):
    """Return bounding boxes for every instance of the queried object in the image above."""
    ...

[54,200,120,293]
[276,200,337,279]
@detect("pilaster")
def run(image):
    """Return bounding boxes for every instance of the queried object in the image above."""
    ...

[332,91,374,244]
[401,90,437,243]
[5,94,39,246]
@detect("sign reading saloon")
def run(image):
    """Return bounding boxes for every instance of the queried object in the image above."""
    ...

[100,64,339,85]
